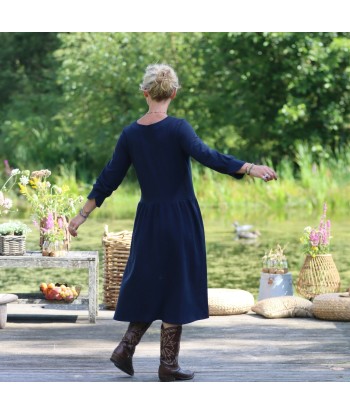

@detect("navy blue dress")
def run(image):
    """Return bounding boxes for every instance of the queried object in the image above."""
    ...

[88,116,245,324]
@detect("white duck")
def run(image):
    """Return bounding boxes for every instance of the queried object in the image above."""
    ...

[233,221,261,239]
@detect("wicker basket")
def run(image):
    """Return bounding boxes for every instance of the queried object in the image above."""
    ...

[0,235,26,256]
[102,226,132,310]
[312,292,350,321]
[296,254,341,299]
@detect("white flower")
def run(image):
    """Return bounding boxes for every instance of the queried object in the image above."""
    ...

[10,169,20,176]
[20,175,30,185]
[3,198,13,209]
[46,181,51,188]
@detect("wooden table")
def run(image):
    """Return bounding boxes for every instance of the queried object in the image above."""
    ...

[0,251,99,323]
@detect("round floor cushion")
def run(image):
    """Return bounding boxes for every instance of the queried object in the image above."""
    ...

[312,293,350,321]
[208,288,254,315]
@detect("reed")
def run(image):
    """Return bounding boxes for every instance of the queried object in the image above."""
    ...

[11,143,350,220]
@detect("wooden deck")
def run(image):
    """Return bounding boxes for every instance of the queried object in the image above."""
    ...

[1,302,350,382]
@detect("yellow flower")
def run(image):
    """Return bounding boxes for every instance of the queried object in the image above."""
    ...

[18,184,27,195]
[29,177,40,189]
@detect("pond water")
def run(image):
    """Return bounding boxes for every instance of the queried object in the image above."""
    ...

[202,208,350,299]
[1,209,349,302]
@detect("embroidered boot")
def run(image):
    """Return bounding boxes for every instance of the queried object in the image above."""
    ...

[158,324,194,382]
[110,321,152,376]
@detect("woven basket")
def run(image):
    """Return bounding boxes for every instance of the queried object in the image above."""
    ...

[0,235,26,256]
[312,292,350,321]
[296,254,341,299]
[102,226,132,310]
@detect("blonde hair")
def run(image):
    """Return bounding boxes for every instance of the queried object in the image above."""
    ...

[140,63,180,101]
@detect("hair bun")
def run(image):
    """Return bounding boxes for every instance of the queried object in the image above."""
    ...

[140,64,180,102]
[156,69,171,83]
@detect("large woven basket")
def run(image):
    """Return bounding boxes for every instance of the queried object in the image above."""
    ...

[102,226,132,310]
[296,254,341,299]
[0,235,26,256]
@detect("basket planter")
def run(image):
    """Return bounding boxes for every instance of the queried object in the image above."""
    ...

[102,227,132,310]
[0,235,26,256]
[296,254,341,299]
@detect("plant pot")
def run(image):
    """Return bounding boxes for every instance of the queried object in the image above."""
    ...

[296,254,341,299]
[0,235,26,256]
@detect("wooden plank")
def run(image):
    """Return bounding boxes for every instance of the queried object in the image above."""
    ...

[1,305,350,382]
[0,251,98,269]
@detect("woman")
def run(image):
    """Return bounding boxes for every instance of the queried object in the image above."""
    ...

[68,63,277,382]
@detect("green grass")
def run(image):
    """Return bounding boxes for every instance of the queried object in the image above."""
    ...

[1,208,349,303]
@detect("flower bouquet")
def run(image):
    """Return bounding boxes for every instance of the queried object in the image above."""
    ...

[18,169,83,254]
[300,203,331,257]
[296,203,340,299]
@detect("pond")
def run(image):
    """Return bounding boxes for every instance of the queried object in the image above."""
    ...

[1,208,349,302]
[202,208,350,299]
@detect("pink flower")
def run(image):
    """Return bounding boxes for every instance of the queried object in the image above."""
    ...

[57,218,63,229]
[45,212,55,230]
[309,230,320,246]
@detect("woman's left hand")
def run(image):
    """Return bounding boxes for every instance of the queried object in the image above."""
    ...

[68,214,86,237]
[249,164,278,181]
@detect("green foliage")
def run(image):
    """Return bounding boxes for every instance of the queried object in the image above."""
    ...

[1,32,350,180]
[0,221,31,235]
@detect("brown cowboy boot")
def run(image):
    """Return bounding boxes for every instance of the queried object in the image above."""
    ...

[158,324,194,382]
[110,321,152,376]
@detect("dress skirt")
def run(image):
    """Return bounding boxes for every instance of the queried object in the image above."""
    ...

[114,198,209,324]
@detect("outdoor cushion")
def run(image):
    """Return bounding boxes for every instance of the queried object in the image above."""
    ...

[251,296,313,318]
[312,292,350,321]
[0,293,18,305]
[208,288,254,315]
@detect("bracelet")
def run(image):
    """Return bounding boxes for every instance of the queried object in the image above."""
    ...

[247,163,255,175]
[79,208,89,219]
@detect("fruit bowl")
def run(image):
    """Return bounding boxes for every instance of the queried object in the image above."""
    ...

[40,282,81,303]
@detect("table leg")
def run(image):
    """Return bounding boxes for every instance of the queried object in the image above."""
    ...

[88,259,98,323]
[0,304,7,329]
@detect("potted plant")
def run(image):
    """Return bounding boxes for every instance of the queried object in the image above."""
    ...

[262,244,288,274]
[18,169,83,254]
[296,203,340,299]
[0,221,31,256]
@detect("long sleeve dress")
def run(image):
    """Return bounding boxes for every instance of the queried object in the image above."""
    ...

[88,116,246,324]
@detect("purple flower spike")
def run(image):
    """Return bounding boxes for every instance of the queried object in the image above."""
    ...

[46,212,55,230]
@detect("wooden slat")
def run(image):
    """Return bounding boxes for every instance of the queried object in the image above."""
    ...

[1,304,350,382]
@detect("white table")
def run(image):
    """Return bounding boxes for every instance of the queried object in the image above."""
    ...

[0,251,99,323]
